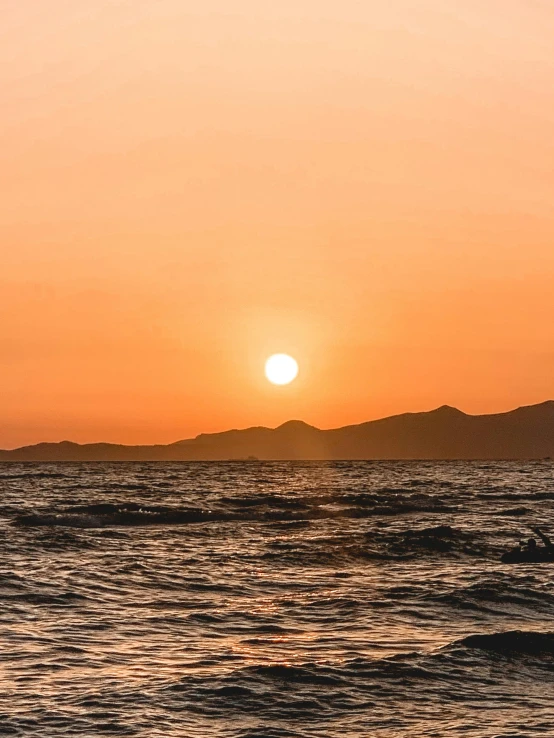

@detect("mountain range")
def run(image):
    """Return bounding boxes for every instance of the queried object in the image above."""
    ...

[1,401,554,461]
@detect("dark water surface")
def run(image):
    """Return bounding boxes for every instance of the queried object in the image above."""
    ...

[1,461,554,737]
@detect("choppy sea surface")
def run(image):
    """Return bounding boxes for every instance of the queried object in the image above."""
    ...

[1,461,554,737]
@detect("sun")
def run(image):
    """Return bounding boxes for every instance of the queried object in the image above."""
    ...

[265,354,299,385]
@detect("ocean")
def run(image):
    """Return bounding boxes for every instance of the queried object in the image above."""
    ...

[1,461,553,737]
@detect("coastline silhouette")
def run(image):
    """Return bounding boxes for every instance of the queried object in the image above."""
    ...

[1,400,554,461]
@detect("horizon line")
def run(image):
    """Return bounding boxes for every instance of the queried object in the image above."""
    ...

[2,399,553,452]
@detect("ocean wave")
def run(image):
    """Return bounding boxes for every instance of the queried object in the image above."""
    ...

[385,525,485,558]
[491,506,529,516]
[234,728,315,738]
[167,628,554,693]
[221,494,309,509]
[4,591,88,607]
[0,470,68,480]
[12,503,227,528]
[11,493,457,528]
[163,631,554,725]
[429,579,554,615]
[456,630,554,655]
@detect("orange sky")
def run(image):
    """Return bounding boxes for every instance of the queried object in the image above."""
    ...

[2,0,554,448]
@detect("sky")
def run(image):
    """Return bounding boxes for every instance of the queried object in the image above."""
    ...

[2,0,554,448]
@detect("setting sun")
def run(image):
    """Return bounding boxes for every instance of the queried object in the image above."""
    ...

[265,354,299,386]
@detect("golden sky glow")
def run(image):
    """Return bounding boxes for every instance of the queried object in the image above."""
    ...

[2,1,554,447]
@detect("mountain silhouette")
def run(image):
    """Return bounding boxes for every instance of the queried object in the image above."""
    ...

[1,402,554,461]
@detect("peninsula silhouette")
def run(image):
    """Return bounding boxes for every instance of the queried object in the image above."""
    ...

[2,401,554,461]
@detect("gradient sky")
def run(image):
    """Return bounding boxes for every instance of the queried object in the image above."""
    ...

[2,0,554,448]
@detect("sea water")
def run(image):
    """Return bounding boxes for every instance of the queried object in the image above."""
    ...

[1,461,553,737]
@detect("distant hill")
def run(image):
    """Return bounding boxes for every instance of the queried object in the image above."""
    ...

[1,402,554,461]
